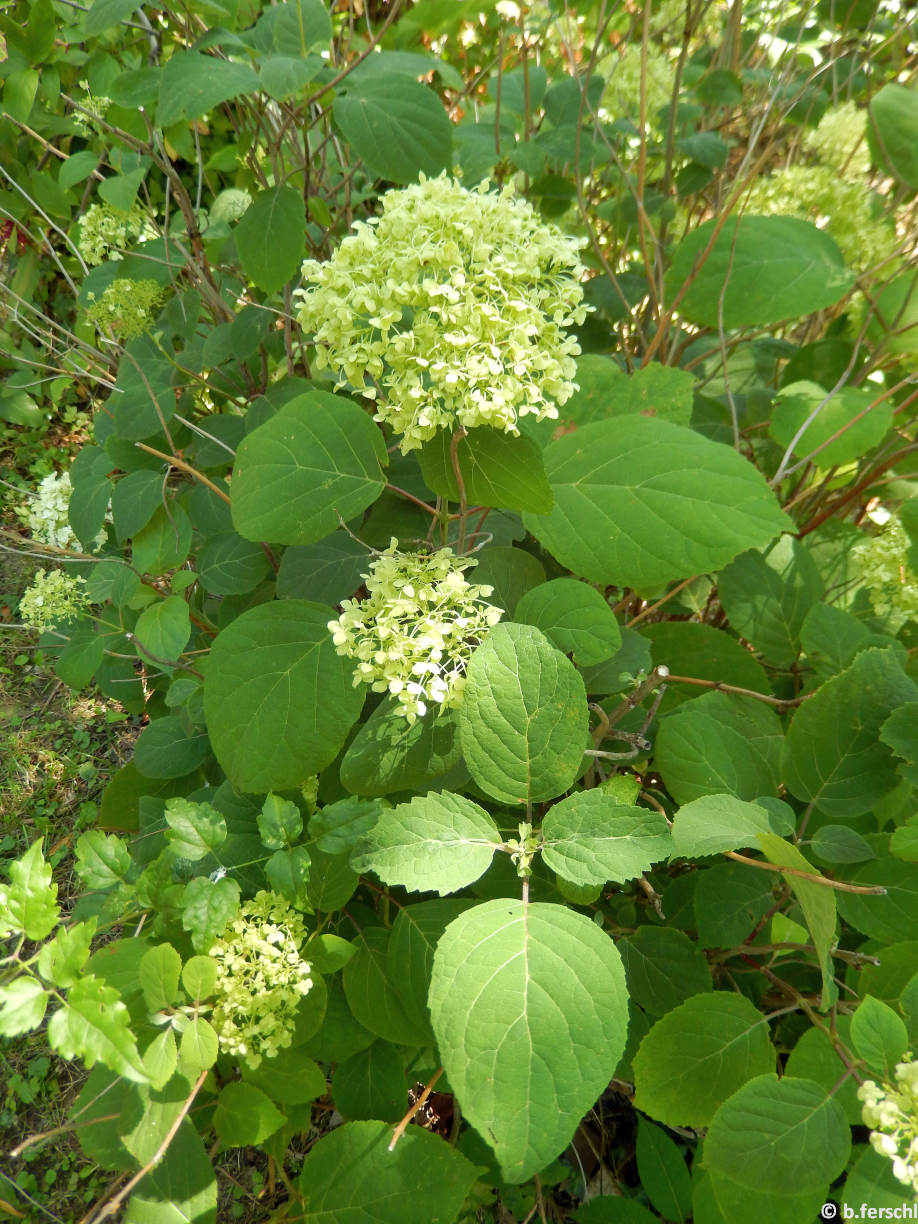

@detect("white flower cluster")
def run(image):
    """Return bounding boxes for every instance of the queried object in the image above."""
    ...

[850,517,918,631]
[85,277,165,338]
[23,471,108,552]
[328,540,503,722]
[295,173,588,453]
[858,1059,918,1194]
[209,891,313,1069]
[19,570,88,631]
[78,202,149,266]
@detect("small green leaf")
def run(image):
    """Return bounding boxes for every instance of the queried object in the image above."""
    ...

[0,839,59,941]
[182,956,217,1001]
[133,595,191,664]
[351,791,502,895]
[342,926,431,1047]
[258,793,303,850]
[387,899,473,1040]
[333,79,452,183]
[143,1029,178,1091]
[164,798,227,861]
[703,1074,851,1197]
[515,579,622,666]
[541,791,671,886]
[0,978,48,1037]
[242,1050,327,1105]
[670,794,774,859]
[332,1041,407,1122]
[850,995,909,1080]
[48,975,148,1084]
[179,1017,219,1075]
[75,831,131,890]
[810,825,877,865]
[418,427,554,513]
[265,846,312,903]
[430,900,629,1183]
[157,51,260,127]
[618,926,712,1017]
[139,943,182,1013]
[340,700,467,798]
[235,185,306,295]
[308,797,385,855]
[757,833,837,1005]
[181,876,241,953]
[84,0,144,35]
[770,381,893,469]
[231,392,387,547]
[133,716,211,780]
[635,1117,691,1221]
[632,993,776,1127]
[215,1081,286,1148]
[869,83,918,189]
[458,622,589,806]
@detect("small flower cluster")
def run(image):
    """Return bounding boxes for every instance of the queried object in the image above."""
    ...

[85,278,165,338]
[328,540,503,722]
[295,173,588,453]
[72,80,111,135]
[78,202,149,266]
[858,1058,918,1194]
[850,517,918,631]
[22,470,108,552]
[209,891,313,1069]
[19,570,88,631]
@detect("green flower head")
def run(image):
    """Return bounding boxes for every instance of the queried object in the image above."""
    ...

[295,173,588,453]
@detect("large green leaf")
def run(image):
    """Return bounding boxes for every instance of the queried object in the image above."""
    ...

[717,536,823,667]
[204,601,364,793]
[458,622,588,805]
[655,693,784,804]
[782,648,918,816]
[276,532,368,604]
[670,794,774,859]
[48,976,148,1084]
[84,0,144,35]
[126,1118,217,1224]
[515,579,621,666]
[541,790,670,886]
[342,927,431,1047]
[333,79,452,183]
[340,699,468,797]
[429,899,628,1183]
[550,358,695,433]
[769,381,893,468]
[869,83,918,190]
[332,1042,407,1122]
[633,993,775,1127]
[296,1121,479,1224]
[524,416,791,588]
[214,1082,286,1147]
[418,427,553,513]
[235,186,306,295]
[386,899,473,1038]
[231,392,387,546]
[666,216,854,328]
[157,52,259,127]
[703,1074,851,1197]
[351,791,502,895]
[618,926,712,1017]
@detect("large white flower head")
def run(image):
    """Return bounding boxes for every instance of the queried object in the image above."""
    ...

[850,517,918,631]
[858,1058,918,1195]
[294,174,588,453]
[19,569,88,631]
[328,539,503,722]
[22,470,109,552]
[209,891,313,1069]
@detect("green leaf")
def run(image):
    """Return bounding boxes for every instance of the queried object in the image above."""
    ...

[869,83,918,190]
[332,1041,407,1122]
[144,1030,178,1091]
[635,1117,691,1221]
[180,876,240,953]
[69,445,112,548]
[258,793,303,850]
[179,1017,219,1076]
[37,920,96,989]
[164,798,227,861]
[810,825,876,865]
[307,933,356,974]
[75,831,131,890]
[783,648,918,816]
[258,54,323,101]
[333,79,453,183]
[525,416,791,588]
[182,956,217,1001]
[670,794,775,859]
[126,1117,217,1223]
[618,926,712,1017]
[880,703,918,774]
[111,469,165,543]
[472,546,546,616]
[694,862,774,949]
[303,848,359,912]
[632,993,776,1127]
[458,622,588,806]
[340,701,467,797]
[265,845,312,903]
[555,358,695,434]
[48,975,148,1083]
[702,1074,851,1197]
[784,1018,861,1126]
[541,791,671,886]
[0,978,48,1037]
[717,536,823,667]
[770,381,893,468]
[655,693,783,804]
[134,596,191,664]
[204,600,364,793]
[429,899,628,1183]
[309,797,385,855]
[157,52,260,127]
[0,839,59,940]
[838,859,918,942]
[235,185,306,295]
[387,899,473,1042]
[642,620,773,713]
[296,1120,479,1224]
[132,503,192,574]
[242,1050,327,1106]
[231,392,387,547]
[343,926,432,1047]
[276,532,369,604]
[98,168,148,213]
[54,626,106,688]
[198,532,271,595]
[515,579,622,666]
[666,216,854,329]
[850,995,909,1080]
[139,943,182,1012]
[351,791,502,895]
[418,427,554,513]
[84,0,143,36]
[133,716,211,780]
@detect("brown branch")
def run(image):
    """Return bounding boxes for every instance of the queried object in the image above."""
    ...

[725,851,887,894]
[134,443,232,505]
[389,1068,444,1152]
